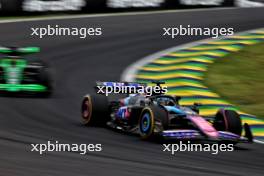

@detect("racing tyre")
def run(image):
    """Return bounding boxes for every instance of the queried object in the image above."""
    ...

[139,106,168,140]
[81,94,110,126]
[38,68,53,97]
[213,109,242,136]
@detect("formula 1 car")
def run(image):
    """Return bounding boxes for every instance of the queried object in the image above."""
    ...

[0,47,52,96]
[81,81,253,143]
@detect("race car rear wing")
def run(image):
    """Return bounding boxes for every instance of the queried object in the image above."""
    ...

[0,47,40,55]
[96,81,147,87]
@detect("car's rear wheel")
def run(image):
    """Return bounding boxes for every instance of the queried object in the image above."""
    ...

[139,106,168,140]
[81,94,110,126]
[213,109,242,136]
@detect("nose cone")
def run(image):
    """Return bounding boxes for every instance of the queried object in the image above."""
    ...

[188,115,219,138]
[204,130,219,139]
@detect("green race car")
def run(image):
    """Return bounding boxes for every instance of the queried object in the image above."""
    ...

[0,47,53,97]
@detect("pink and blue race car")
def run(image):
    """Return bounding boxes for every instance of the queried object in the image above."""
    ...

[81,81,253,144]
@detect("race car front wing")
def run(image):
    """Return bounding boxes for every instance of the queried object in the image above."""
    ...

[161,129,253,143]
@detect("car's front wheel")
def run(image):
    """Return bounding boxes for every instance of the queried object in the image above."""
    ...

[213,109,242,136]
[139,106,168,140]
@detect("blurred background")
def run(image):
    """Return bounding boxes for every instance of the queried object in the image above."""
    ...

[0,0,264,16]
[0,1,263,176]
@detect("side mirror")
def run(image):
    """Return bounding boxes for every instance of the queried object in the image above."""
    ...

[194,102,202,106]
[174,96,181,104]
[176,96,181,101]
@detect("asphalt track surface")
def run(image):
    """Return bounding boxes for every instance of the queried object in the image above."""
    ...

[0,8,264,176]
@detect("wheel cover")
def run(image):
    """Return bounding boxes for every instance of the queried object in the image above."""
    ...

[141,113,151,132]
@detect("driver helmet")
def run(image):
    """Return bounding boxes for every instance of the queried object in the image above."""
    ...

[157,98,175,106]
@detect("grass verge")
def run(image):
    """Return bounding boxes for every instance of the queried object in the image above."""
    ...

[204,42,264,119]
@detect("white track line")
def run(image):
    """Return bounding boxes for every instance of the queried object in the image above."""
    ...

[236,0,264,7]
[0,7,241,24]
[120,28,264,144]
[254,139,264,144]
